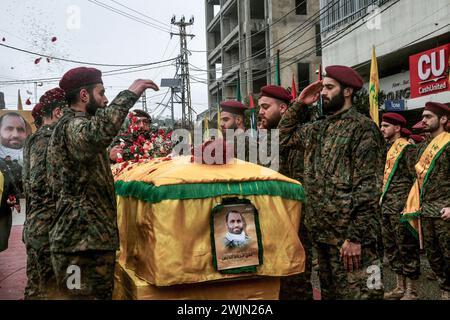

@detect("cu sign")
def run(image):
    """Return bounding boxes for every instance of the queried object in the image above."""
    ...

[418,49,446,81]
[409,44,450,98]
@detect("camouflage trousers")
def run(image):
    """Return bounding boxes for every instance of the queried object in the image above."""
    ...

[0,212,12,252]
[24,245,57,299]
[382,213,421,280]
[51,250,116,300]
[422,217,450,292]
[279,221,314,300]
[316,242,384,300]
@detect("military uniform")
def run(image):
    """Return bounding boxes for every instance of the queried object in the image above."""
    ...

[416,135,450,293]
[22,124,57,299]
[279,101,386,299]
[47,90,139,299]
[278,105,319,301]
[382,144,421,278]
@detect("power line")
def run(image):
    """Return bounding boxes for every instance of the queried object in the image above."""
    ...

[87,0,172,34]
[0,43,177,67]
[109,0,170,29]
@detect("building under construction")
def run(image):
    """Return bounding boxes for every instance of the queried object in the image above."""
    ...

[204,0,321,113]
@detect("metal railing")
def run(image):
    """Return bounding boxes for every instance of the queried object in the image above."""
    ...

[320,0,393,34]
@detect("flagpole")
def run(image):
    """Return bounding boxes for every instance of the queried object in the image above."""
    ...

[318,64,323,117]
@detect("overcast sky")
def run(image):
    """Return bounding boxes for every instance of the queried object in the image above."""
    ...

[0,0,208,120]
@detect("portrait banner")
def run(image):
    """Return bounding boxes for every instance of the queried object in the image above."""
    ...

[211,198,263,274]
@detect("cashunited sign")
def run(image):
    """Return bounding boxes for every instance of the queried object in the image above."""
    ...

[409,43,450,98]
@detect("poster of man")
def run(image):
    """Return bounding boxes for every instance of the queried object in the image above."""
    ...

[212,202,261,271]
[0,111,34,165]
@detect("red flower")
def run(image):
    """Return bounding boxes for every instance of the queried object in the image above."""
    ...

[137,135,146,144]
[130,145,137,153]
[158,129,165,135]
[34,57,42,64]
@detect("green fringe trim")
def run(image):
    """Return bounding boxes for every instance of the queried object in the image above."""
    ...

[420,140,450,202]
[400,211,421,223]
[210,198,264,274]
[403,220,419,240]
[115,180,305,204]
[380,145,411,204]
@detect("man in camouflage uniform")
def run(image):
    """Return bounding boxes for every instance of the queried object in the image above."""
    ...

[22,89,65,299]
[415,102,450,300]
[278,65,386,299]
[47,67,159,299]
[379,113,420,300]
[219,100,252,162]
[257,84,314,300]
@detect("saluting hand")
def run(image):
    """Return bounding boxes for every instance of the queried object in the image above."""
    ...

[128,79,159,97]
[340,240,361,272]
[441,207,450,221]
[298,80,323,105]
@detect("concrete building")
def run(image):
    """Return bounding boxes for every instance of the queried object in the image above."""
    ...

[320,0,450,118]
[204,0,322,114]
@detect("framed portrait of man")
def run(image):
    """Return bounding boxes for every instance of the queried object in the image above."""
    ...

[211,198,263,273]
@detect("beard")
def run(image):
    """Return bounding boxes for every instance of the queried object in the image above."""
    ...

[322,90,345,115]
[261,114,282,130]
[86,98,103,116]
[423,121,440,133]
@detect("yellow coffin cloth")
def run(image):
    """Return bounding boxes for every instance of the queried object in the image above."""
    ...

[113,156,305,298]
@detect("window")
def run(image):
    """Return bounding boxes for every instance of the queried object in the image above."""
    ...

[297,63,310,92]
[295,0,307,15]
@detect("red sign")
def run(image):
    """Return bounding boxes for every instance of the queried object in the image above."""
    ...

[409,43,450,98]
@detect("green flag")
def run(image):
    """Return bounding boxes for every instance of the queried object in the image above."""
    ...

[275,50,281,86]
[236,75,242,102]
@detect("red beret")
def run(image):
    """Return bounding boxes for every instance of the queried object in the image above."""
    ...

[409,134,425,143]
[424,102,450,117]
[400,127,412,137]
[382,112,407,127]
[260,85,292,103]
[412,121,426,130]
[59,67,103,93]
[31,103,43,122]
[325,65,363,91]
[220,100,247,115]
[39,87,66,113]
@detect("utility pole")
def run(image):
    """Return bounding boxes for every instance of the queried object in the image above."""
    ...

[170,15,195,129]
[141,90,147,112]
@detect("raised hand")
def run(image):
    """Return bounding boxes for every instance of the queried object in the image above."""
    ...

[298,80,323,105]
[128,79,159,97]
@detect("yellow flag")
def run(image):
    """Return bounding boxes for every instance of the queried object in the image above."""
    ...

[369,46,379,127]
[17,89,23,110]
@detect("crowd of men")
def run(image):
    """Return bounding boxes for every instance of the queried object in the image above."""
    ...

[8,63,450,300]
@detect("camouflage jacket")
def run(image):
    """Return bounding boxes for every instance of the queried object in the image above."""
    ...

[381,142,417,215]
[416,138,450,218]
[47,90,139,253]
[278,102,386,246]
[22,124,55,249]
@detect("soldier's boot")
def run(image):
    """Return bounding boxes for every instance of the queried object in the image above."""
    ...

[441,290,450,300]
[400,278,418,300]
[384,274,405,300]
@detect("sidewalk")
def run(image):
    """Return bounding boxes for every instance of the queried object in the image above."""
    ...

[0,225,26,300]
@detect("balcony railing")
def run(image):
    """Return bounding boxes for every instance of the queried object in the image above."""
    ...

[319,0,393,34]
